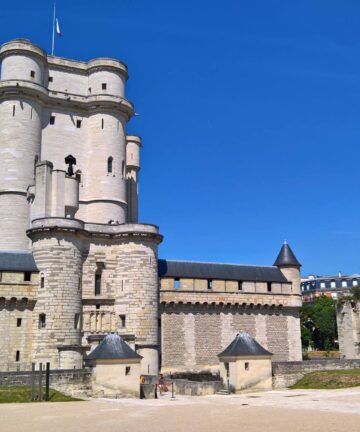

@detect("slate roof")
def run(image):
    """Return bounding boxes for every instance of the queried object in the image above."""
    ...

[158,260,288,283]
[273,242,301,267]
[86,334,142,360]
[0,251,38,272]
[218,332,272,358]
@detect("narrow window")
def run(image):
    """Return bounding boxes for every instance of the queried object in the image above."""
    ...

[76,119,82,128]
[39,313,46,329]
[224,362,229,377]
[0,272,2,282]
[119,314,126,328]
[96,304,100,310]
[30,107,33,120]
[40,274,45,288]
[207,279,213,290]
[88,87,91,94]
[16,351,20,362]
[122,160,125,178]
[17,318,22,327]
[102,83,107,90]
[34,155,39,176]
[49,115,55,125]
[174,278,180,289]
[238,281,243,291]
[267,282,272,292]
[101,118,104,129]
[12,105,15,116]
[245,362,249,371]
[107,157,113,173]
[24,272,31,282]
[125,366,131,376]
[95,272,102,296]
[48,76,53,83]
[30,70,35,78]
[74,313,80,329]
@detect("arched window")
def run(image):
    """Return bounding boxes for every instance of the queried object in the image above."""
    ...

[107,157,113,174]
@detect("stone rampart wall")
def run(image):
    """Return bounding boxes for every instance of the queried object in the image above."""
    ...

[272,359,360,388]
[160,304,302,372]
[0,368,92,396]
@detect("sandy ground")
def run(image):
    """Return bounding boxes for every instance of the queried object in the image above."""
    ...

[0,388,360,432]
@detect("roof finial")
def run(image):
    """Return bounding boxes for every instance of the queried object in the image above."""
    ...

[284,239,287,245]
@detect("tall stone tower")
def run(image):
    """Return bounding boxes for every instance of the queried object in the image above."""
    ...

[0,39,162,372]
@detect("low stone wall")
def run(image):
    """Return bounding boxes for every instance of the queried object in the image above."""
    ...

[0,369,92,397]
[171,378,223,396]
[272,359,360,388]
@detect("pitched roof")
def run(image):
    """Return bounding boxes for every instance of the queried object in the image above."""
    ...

[273,242,301,267]
[158,260,288,283]
[0,251,38,272]
[218,332,272,358]
[86,334,142,360]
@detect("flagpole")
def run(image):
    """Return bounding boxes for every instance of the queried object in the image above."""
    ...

[51,3,56,55]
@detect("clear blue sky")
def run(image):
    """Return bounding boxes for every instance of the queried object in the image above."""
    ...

[2,1,360,276]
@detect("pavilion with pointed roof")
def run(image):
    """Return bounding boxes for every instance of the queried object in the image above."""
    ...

[218,332,273,393]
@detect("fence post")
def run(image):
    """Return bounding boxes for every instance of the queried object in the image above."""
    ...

[45,362,50,401]
[31,363,35,402]
[38,363,43,401]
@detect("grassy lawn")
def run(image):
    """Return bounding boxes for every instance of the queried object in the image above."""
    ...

[0,385,81,403]
[292,369,360,389]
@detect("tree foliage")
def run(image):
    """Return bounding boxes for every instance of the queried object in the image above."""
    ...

[300,295,338,351]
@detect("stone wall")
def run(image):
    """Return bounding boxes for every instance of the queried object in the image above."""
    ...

[171,379,222,396]
[160,304,301,373]
[0,273,38,371]
[272,359,360,388]
[337,301,360,359]
[0,368,92,397]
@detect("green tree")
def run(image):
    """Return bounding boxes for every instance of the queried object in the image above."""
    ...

[300,295,338,351]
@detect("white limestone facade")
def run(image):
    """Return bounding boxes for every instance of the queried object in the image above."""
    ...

[0,39,161,372]
[0,38,302,377]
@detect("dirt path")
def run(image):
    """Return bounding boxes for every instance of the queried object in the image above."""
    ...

[0,388,359,432]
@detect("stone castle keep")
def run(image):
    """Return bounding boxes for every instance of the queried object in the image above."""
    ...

[0,39,303,375]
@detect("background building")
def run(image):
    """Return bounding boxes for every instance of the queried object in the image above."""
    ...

[301,273,359,302]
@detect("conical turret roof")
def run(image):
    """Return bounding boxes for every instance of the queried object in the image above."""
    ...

[218,332,272,358]
[86,334,142,360]
[273,241,301,267]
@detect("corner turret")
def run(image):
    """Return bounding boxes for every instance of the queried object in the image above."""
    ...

[274,241,301,295]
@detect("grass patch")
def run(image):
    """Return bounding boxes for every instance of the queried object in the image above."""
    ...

[291,369,360,389]
[0,385,82,403]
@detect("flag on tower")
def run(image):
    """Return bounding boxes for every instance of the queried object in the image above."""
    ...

[56,18,62,37]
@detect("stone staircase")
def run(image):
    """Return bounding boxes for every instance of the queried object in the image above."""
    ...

[215,388,231,395]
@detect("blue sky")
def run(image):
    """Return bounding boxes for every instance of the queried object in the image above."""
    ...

[2,1,360,275]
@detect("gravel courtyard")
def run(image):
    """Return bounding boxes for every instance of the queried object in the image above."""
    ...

[1,388,359,432]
